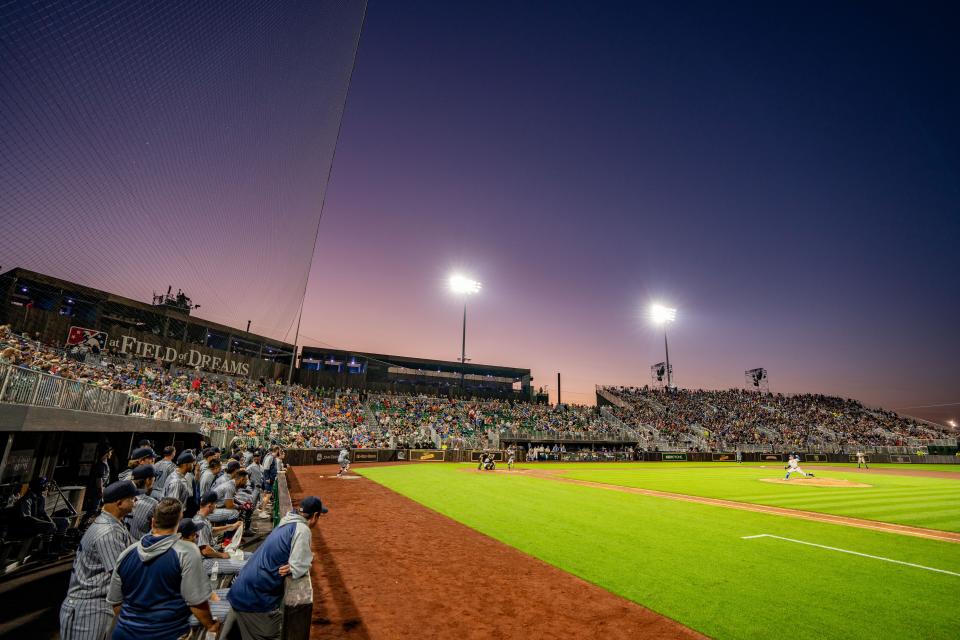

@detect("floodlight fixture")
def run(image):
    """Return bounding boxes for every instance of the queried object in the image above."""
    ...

[650,303,677,325]
[449,274,482,295]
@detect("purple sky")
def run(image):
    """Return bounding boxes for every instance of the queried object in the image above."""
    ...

[1,1,957,424]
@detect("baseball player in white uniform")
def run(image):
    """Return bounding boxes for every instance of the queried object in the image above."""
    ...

[856,451,869,469]
[784,454,814,479]
[336,447,351,478]
[506,445,516,471]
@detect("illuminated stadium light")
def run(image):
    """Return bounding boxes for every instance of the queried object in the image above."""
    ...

[650,303,676,325]
[449,274,482,295]
[949,420,957,428]
[648,303,677,388]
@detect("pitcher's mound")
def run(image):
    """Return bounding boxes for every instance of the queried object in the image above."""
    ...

[761,477,871,488]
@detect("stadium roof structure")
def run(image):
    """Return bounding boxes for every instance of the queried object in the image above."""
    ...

[0,267,295,354]
[300,346,531,382]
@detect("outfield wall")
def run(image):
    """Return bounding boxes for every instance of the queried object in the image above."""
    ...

[282,449,959,466]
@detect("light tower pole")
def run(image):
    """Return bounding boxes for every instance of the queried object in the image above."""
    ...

[650,304,677,389]
[449,274,481,395]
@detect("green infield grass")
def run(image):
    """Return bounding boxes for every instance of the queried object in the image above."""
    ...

[535,464,960,532]
[357,463,960,640]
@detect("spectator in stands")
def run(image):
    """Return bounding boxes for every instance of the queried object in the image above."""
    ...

[246,452,265,518]
[107,497,219,639]
[118,447,156,482]
[59,481,137,640]
[226,496,327,640]
[127,464,158,540]
[151,446,177,500]
[193,492,241,559]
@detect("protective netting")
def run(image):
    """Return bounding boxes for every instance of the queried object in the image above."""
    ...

[0,0,366,347]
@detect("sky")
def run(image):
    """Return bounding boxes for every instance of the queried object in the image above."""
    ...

[1,1,958,424]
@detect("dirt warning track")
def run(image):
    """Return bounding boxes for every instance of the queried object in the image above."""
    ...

[287,465,705,640]
[516,468,960,544]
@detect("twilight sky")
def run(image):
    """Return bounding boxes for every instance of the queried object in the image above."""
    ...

[1,2,958,423]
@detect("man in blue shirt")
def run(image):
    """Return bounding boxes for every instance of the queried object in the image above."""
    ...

[226,495,327,640]
[106,497,218,640]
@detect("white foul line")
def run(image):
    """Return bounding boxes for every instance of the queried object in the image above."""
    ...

[741,534,960,577]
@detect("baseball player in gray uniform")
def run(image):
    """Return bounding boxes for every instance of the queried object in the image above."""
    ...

[118,447,156,482]
[164,451,196,505]
[150,446,177,500]
[199,458,222,497]
[126,464,158,540]
[59,481,137,640]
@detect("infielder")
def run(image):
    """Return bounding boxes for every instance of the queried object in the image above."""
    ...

[336,446,350,478]
[856,451,869,469]
[506,445,516,471]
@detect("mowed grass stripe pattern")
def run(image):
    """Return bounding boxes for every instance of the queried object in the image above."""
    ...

[553,465,960,531]
[357,464,960,640]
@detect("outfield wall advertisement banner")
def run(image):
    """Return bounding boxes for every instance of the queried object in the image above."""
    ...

[662,453,687,461]
[758,454,783,461]
[804,453,828,462]
[468,451,504,462]
[889,455,912,463]
[409,449,446,462]
[712,453,736,461]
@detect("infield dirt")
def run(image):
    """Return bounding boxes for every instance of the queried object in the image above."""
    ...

[287,464,705,640]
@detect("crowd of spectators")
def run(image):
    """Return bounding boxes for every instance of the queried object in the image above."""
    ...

[602,386,953,450]
[3,325,953,452]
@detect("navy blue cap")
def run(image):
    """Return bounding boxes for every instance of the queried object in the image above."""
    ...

[298,496,328,516]
[131,464,155,482]
[131,447,156,460]
[177,519,200,537]
[200,491,219,506]
[103,480,138,503]
[177,451,196,465]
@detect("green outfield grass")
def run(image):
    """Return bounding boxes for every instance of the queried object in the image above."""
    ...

[535,463,960,532]
[357,464,960,640]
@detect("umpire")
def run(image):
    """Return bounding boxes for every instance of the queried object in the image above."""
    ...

[60,481,137,640]
[225,496,327,640]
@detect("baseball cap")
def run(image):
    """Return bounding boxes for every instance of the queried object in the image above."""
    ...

[298,496,328,516]
[225,461,241,474]
[200,491,219,506]
[177,519,200,537]
[131,447,156,460]
[177,451,196,465]
[103,481,138,503]
[131,464,156,482]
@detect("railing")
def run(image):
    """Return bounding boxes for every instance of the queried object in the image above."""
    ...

[498,427,638,443]
[0,362,211,427]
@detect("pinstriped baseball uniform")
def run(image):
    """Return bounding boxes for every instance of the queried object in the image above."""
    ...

[126,495,158,540]
[151,460,175,499]
[199,469,218,497]
[163,470,191,505]
[59,511,134,640]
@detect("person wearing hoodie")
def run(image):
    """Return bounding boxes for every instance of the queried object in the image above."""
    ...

[106,498,219,640]
[225,495,327,640]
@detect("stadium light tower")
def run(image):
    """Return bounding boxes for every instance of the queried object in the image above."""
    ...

[449,274,482,392]
[650,303,677,389]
